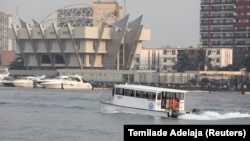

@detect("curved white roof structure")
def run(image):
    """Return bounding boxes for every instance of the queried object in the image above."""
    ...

[40,4,120,27]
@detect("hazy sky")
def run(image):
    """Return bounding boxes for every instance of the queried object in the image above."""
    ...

[0,0,200,48]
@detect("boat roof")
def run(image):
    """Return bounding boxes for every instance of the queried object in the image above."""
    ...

[114,84,188,93]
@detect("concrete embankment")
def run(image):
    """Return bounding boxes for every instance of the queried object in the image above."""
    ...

[188,89,250,95]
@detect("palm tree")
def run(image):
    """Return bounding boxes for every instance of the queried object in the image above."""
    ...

[196,48,215,71]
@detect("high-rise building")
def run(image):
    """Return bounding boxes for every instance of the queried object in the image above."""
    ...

[200,0,250,53]
[233,0,250,53]
[0,11,15,51]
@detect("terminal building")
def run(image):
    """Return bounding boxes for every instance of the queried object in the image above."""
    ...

[10,1,150,70]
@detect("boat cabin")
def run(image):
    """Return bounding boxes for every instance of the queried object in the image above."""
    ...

[111,84,188,113]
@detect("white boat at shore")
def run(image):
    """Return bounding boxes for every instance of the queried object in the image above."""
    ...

[0,75,14,87]
[40,75,92,90]
[100,84,200,118]
[0,79,14,87]
[12,75,46,88]
[0,68,9,80]
[0,68,10,86]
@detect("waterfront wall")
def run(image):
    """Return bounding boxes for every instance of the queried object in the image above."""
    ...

[57,69,196,84]
[7,69,248,85]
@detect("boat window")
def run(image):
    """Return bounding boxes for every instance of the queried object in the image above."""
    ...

[81,78,86,82]
[157,92,161,100]
[136,91,146,98]
[124,89,134,97]
[166,92,173,99]
[72,77,81,82]
[146,92,156,99]
[116,88,124,95]
[162,92,166,99]
[76,78,81,82]
[179,93,184,100]
[172,93,177,99]
[169,93,184,100]
[175,93,179,99]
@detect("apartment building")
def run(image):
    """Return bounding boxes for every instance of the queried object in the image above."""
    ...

[136,47,232,72]
[200,0,250,53]
[206,47,233,69]
[0,11,15,51]
[0,11,16,66]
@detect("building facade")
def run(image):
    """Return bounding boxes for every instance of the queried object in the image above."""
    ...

[0,51,16,66]
[206,47,233,69]
[11,1,150,70]
[200,0,250,53]
[233,0,250,53]
[135,47,233,72]
[56,69,196,84]
[0,11,15,51]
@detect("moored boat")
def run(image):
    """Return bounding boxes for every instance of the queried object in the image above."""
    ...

[40,75,92,90]
[100,84,200,118]
[0,68,9,81]
[1,79,15,87]
[12,75,46,88]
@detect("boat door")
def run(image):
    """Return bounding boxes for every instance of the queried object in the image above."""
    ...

[160,92,182,111]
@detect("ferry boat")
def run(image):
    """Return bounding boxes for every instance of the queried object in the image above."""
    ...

[100,84,200,118]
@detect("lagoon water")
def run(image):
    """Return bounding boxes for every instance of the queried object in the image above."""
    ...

[0,87,250,141]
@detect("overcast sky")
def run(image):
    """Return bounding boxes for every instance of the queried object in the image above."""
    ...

[0,0,200,48]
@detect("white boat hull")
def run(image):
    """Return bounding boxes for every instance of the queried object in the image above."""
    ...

[100,100,186,118]
[2,81,15,87]
[0,81,4,87]
[13,80,34,88]
[41,82,92,90]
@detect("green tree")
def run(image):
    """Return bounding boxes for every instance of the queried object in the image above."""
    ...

[197,48,206,71]
[9,55,25,70]
[174,50,195,72]
[242,55,250,72]
[232,48,244,71]
[196,48,214,71]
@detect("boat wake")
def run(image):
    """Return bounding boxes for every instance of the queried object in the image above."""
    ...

[179,111,250,120]
[100,106,136,114]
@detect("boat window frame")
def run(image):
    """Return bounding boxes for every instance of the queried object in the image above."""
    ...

[135,90,146,98]
[178,93,184,100]
[114,86,185,101]
[160,91,185,100]
[157,92,162,100]
[145,92,156,100]
[115,88,124,95]
[166,92,173,99]
[124,89,134,97]
[69,76,81,82]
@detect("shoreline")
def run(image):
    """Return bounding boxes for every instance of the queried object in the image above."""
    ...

[188,89,250,95]
[91,87,250,95]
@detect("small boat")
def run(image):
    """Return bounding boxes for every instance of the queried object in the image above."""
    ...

[12,75,46,88]
[0,75,15,87]
[0,68,9,80]
[100,84,200,118]
[1,79,15,87]
[40,75,92,90]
